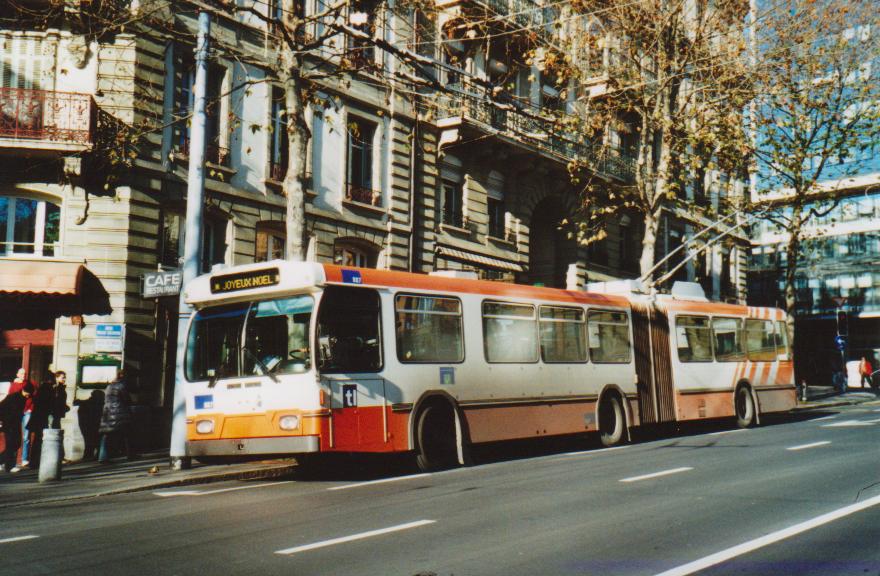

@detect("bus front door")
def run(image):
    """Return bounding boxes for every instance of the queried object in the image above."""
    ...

[324,377,389,450]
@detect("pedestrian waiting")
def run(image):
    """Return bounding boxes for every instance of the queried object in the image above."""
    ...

[27,370,70,468]
[98,370,136,464]
[0,368,31,473]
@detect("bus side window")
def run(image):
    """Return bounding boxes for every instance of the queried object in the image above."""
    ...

[774,320,790,360]
[317,286,382,373]
[539,306,587,363]
[712,317,745,362]
[395,294,464,363]
[675,316,713,362]
[588,310,631,363]
[745,319,776,362]
[483,301,538,363]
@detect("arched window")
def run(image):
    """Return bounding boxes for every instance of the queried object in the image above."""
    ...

[334,238,379,268]
[255,222,286,262]
[0,195,61,257]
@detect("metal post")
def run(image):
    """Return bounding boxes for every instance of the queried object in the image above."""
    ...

[170,11,210,470]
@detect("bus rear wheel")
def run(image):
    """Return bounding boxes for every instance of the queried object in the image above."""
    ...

[415,402,458,472]
[735,385,756,428]
[599,394,625,447]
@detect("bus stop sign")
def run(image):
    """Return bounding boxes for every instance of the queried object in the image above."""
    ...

[835,335,847,351]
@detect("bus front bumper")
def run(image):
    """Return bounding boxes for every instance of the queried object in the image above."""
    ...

[185,436,320,457]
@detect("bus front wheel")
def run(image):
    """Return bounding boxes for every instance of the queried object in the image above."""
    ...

[415,402,458,472]
[735,385,756,428]
[599,394,625,447]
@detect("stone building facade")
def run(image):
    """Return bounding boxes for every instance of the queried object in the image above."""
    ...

[0,0,742,456]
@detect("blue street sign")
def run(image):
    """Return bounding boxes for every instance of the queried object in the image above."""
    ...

[835,335,847,351]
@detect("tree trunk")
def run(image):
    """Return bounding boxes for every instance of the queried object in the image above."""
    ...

[281,66,310,261]
[782,206,804,358]
[639,210,660,280]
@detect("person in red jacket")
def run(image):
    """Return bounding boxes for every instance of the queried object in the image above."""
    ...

[859,356,875,389]
[0,368,31,472]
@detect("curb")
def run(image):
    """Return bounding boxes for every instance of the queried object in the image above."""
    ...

[792,396,880,411]
[0,461,298,509]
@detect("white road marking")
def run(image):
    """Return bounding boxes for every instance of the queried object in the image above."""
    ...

[0,535,39,544]
[707,429,749,436]
[786,441,831,451]
[153,481,293,498]
[275,520,436,555]
[653,493,880,576]
[812,415,837,421]
[554,446,630,460]
[822,420,875,427]
[620,467,693,483]
[328,473,431,491]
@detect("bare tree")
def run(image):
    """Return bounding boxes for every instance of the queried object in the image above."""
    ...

[567,0,753,285]
[749,0,880,339]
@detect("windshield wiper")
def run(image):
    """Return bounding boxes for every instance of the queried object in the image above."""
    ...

[242,345,279,383]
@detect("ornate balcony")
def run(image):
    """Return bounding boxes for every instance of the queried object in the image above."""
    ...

[0,88,95,155]
[438,85,636,183]
[345,183,383,207]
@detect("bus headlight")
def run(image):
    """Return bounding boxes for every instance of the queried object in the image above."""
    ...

[195,419,214,434]
[279,415,300,430]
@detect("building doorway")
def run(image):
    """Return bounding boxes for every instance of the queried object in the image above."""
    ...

[528,196,577,288]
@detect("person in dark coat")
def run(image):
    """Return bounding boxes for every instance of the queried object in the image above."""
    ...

[0,371,28,473]
[75,389,104,461]
[27,371,70,467]
[98,371,134,463]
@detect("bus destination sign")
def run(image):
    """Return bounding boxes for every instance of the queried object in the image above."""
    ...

[210,268,281,294]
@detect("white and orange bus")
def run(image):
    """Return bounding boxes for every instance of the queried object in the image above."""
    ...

[181,261,796,469]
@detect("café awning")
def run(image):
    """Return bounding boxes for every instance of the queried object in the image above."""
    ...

[0,260,84,295]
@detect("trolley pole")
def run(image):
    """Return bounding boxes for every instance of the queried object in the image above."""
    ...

[170,10,210,470]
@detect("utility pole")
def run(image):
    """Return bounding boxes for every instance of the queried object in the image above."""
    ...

[170,10,210,470]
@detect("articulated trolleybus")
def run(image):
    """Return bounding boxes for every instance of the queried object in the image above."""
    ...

[182,261,796,470]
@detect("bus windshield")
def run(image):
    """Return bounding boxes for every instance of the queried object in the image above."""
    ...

[186,296,314,381]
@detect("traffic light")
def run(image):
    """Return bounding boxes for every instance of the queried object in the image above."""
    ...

[836,310,848,336]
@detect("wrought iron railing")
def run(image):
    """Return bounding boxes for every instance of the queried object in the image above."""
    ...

[439,85,636,183]
[178,136,230,166]
[346,183,382,207]
[0,88,94,145]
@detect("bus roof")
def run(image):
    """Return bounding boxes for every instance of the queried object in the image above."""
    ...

[185,260,631,308]
[184,261,784,320]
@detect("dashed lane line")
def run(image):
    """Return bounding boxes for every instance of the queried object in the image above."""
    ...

[653,493,880,576]
[154,481,294,497]
[275,520,436,555]
[812,415,838,422]
[707,429,749,436]
[0,535,39,544]
[328,473,431,491]
[620,467,693,483]
[786,441,831,451]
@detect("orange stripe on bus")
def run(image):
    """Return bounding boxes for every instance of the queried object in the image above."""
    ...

[323,264,630,307]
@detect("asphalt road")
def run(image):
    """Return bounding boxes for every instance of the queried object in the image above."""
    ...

[2,404,880,576]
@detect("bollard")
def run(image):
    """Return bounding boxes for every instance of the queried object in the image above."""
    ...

[38,429,64,483]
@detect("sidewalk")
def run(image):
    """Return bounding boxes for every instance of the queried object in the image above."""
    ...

[0,452,298,509]
[794,384,880,410]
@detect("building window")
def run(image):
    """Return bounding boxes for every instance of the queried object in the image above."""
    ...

[269,86,288,182]
[346,116,379,206]
[255,223,285,262]
[334,239,378,268]
[175,59,229,166]
[0,196,60,257]
[487,170,505,239]
[160,210,227,272]
[347,0,379,68]
[440,154,464,228]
